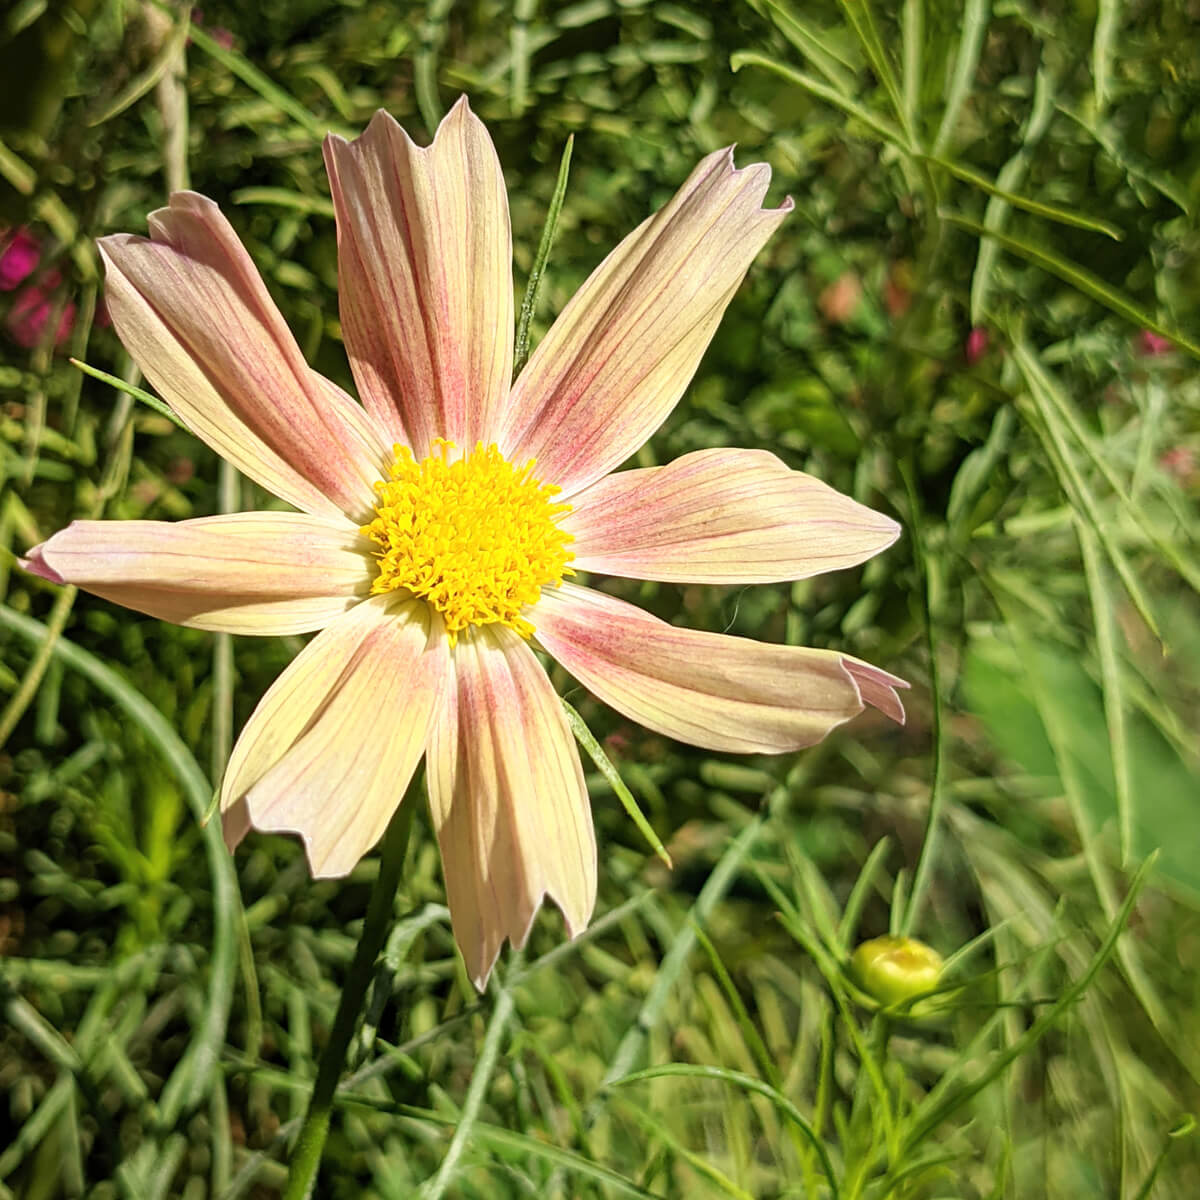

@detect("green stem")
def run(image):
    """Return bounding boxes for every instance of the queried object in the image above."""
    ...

[284,796,416,1199]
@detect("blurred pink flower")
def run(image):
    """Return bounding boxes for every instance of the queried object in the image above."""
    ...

[965,326,989,365]
[1159,446,1196,485]
[1136,330,1172,357]
[7,270,76,350]
[22,98,907,986]
[0,228,41,291]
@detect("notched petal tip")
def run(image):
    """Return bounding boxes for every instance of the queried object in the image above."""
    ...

[17,541,65,585]
[712,144,795,216]
[842,658,910,726]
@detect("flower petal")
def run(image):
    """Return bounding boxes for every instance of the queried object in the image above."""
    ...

[501,147,792,497]
[223,596,448,877]
[99,192,389,519]
[563,447,900,583]
[427,625,596,989]
[533,583,907,753]
[21,512,373,635]
[323,96,514,454]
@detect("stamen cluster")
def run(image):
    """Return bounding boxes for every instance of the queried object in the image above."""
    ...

[363,440,574,644]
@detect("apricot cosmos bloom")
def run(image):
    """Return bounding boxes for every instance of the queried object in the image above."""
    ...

[23,98,907,987]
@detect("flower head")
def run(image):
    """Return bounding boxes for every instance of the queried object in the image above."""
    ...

[22,98,908,987]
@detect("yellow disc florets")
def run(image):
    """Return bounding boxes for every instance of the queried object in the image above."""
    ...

[362,440,575,645]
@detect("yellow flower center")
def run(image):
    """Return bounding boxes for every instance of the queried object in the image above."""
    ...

[362,440,574,645]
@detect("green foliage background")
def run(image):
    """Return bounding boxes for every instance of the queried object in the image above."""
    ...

[1,0,1199,1196]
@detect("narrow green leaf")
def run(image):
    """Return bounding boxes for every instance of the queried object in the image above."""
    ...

[756,0,859,94]
[932,0,989,154]
[0,607,238,1131]
[1077,523,1134,866]
[615,1064,840,1200]
[944,211,1200,359]
[896,852,1156,1162]
[1093,0,1121,114]
[69,359,186,428]
[414,0,454,136]
[836,0,910,143]
[731,51,910,150]
[967,65,1058,324]
[88,12,190,126]
[925,153,1121,239]
[185,16,347,140]
[1010,339,1200,594]
[231,188,335,217]
[836,836,892,950]
[901,0,923,136]
[562,698,671,867]
[514,135,574,378]
[364,1103,664,1197]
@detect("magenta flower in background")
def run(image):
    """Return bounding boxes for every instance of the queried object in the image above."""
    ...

[965,326,989,365]
[7,269,77,350]
[1136,330,1172,357]
[0,228,41,290]
[23,98,907,986]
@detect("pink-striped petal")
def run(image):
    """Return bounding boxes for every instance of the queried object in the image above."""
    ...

[533,583,907,754]
[323,96,513,454]
[21,512,372,635]
[501,148,792,498]
[563,447,900,583]
[222,595,448,877]
[427,625,596,989]
[99,192,389,520]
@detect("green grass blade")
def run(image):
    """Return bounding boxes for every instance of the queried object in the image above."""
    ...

[88,13,191,127]
[0,607,239,1127]
[932,0,989,154]
[562,698,671,867]
[1076,520,1134,865]
[68,359,186,428]
[901,0,922,136]
[925,153,1121,239]
[1093,0,1121,114]
[897,853,1156,1162]
[836,0,910,142]
[615,1064,840,1199]
[514,134,574,378]
[731,51,909,150]
[944,211,1200,358]
[419,950,522,1200]
[966,66,1058,324]
[184,18,347,140]
[754,0,859,94]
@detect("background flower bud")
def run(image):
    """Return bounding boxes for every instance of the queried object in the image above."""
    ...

[850,935,944,1008]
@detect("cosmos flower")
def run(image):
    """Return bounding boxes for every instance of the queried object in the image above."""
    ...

[22,98,907,986]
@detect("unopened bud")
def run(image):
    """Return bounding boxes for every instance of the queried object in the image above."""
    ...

[850,935,943,1009]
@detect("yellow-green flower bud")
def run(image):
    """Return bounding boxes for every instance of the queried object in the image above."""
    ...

[850,936,944,1009]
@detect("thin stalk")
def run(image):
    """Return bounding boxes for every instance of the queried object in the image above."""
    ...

[898,460,947,937]
[421,948,524,1199]
[283,795,417,1199]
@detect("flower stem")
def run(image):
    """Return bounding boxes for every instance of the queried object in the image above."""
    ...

[284,795,416,1199]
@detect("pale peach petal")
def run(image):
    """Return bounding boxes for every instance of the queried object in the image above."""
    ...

[427,625,596,989]
[225,596,448,877]
[220,598,393,846]
[501,147,792,497]
[99,192,389,520]
[563,447,900,583]
[323,96,513,454]
[21,512,373,635]
[533,583,907,754]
